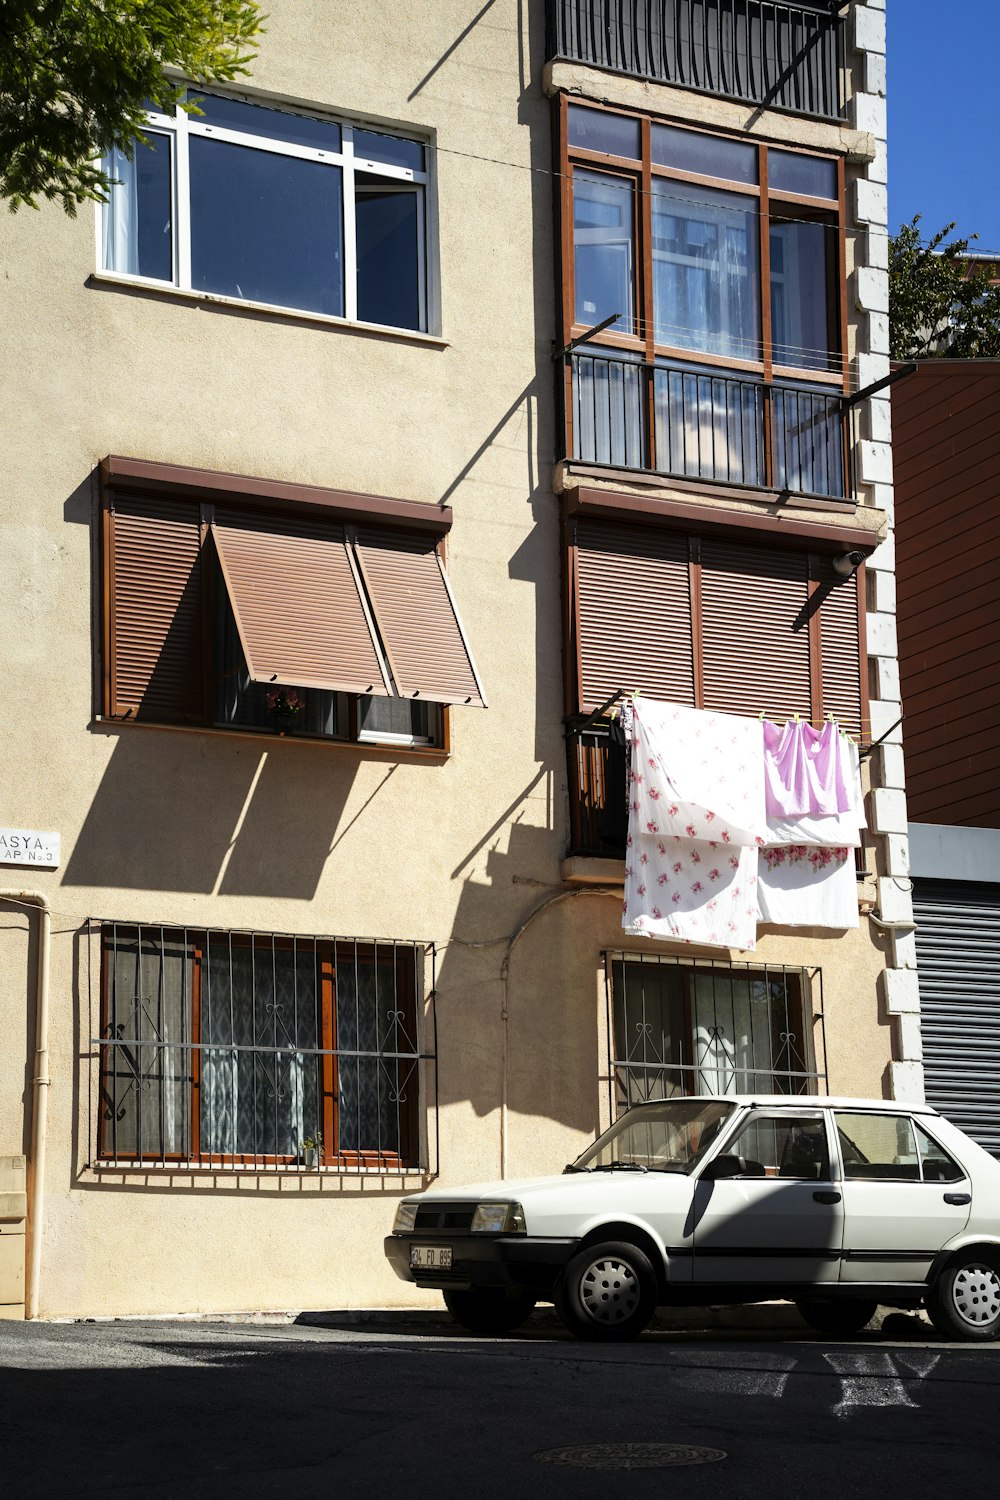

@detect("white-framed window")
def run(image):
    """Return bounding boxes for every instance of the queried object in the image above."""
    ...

[99,91,432,333]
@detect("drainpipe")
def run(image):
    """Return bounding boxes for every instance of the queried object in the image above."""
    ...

[1,891,51,1319]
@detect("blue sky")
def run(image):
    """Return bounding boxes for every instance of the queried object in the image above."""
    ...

[888,0,1000,252]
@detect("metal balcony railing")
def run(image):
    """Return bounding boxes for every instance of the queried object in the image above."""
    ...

[568,722,867,879]
[546,0,848,123]
[570,351,855,501]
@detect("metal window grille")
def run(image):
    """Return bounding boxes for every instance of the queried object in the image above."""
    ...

[604,950,826,1114]
[88,922,437,1174]
[547,1,848,123]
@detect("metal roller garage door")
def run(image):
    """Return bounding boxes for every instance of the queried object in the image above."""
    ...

[913,880,1000,1157]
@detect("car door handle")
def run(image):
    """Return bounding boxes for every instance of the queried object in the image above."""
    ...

[944,1192,971,1205]
[813,1191,841,1205]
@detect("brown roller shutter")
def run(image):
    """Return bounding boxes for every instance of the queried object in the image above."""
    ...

[107,494,204,722]
[574,519,695,713]
[353,529,486,707]
[211,513,392,696]
[819,568,865,737]
[701,539,811,720]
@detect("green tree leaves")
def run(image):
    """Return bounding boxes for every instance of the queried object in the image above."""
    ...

[889,216,1000,360]
[0,1,264,213]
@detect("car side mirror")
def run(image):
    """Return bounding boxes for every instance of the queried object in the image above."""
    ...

[701,1154,743,1181]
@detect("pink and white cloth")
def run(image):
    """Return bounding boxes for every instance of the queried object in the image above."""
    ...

[756,844,859,928]
[623,700,765,951]
[762,718,852,818]
[628,700,767,846]
[758,723,865,928]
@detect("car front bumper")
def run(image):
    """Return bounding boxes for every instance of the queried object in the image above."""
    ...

[384,1233,577,1292]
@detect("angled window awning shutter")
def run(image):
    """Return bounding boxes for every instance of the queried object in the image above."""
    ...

[353,528,487,707]
[701,539,811,720]
[574,518,694,713]
[819,569,865,737]
[108,495,204,722]
[211,514,393,696]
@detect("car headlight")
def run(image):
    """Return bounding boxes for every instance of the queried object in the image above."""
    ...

[393,1201,419,1234]
[470,1201,526,1234]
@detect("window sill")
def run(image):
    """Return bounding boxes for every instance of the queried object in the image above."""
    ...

[91,715,450,763]
[89,271,450,349]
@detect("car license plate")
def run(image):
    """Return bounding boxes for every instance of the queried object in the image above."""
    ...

[410,1244,453,1270]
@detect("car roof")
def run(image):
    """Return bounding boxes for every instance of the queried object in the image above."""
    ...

[628,1095,938,1115]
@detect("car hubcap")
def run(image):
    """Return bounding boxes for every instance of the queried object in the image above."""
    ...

[951,1265,1000,1326]
[580,1257,640,1324]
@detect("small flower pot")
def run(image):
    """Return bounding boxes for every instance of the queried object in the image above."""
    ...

[302,1147,318,1170]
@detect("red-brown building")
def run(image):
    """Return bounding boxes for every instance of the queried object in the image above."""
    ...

[894,359,1000,1155]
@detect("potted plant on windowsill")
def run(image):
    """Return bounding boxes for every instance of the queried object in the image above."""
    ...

[301,1132,323,1170]
[266,686,304,735]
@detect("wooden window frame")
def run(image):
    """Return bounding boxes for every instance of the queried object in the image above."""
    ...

[560,95,847,383]
[97,926,423,1171]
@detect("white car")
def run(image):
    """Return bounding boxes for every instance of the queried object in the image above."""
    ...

[385,1095,1000,1341]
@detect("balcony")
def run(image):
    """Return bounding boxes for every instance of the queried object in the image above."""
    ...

[568,351,855,502]
[546,0,848,123]
[568,723,867,876]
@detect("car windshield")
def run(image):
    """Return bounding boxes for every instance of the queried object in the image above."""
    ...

[569,1099,737,1175]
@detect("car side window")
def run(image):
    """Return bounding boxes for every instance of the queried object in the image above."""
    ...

[913,1122,965,1183]
[727,1116,830,1180]
[835,1112,920,1181]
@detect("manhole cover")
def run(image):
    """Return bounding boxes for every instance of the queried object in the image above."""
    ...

[535,1442,727,1470]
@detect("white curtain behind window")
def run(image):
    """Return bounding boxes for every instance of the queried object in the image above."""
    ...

[103,146,139,274]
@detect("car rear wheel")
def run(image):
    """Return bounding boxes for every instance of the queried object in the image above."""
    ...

[927,1253,1000,1341]
[442,1287,537,1336]
[555,1240,656,1342]
[795,1297,879,1336]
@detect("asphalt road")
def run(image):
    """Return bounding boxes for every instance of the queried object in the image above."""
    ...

[1,1315,998,1499]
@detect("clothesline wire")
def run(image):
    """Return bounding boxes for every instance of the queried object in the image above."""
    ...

[435,139,897,243]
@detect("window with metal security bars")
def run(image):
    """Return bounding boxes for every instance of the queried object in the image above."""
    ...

[92,924,435,1172]
[605,952,825,1113]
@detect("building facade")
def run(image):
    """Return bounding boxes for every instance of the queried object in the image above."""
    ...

[0,0,912,1320]
[893,358,1000,1158]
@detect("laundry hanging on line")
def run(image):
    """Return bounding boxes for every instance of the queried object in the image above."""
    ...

[622,698,764,952]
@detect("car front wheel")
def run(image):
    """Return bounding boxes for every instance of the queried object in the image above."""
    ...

[795,1297,879,1336]
[555,1240,656,1342]
[442,1287,537,1336]
[927,1253,1000,1341]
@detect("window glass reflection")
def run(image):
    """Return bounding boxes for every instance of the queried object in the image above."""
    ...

[652,124,757,184]
[356,177,420,329]
[190,93,342,152]
[353,128,425,173]
[569,105,641,160]
[652,180,760,361]
[770,217,837,371]
[190,137,343,316]
[574,170,635,334]
[769,150,836,200]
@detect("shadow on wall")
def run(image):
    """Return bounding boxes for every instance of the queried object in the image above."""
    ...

[60,728,376,900]
[434,817,602,1142]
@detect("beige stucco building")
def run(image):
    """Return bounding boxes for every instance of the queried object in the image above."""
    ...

[0,0,915,1320]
